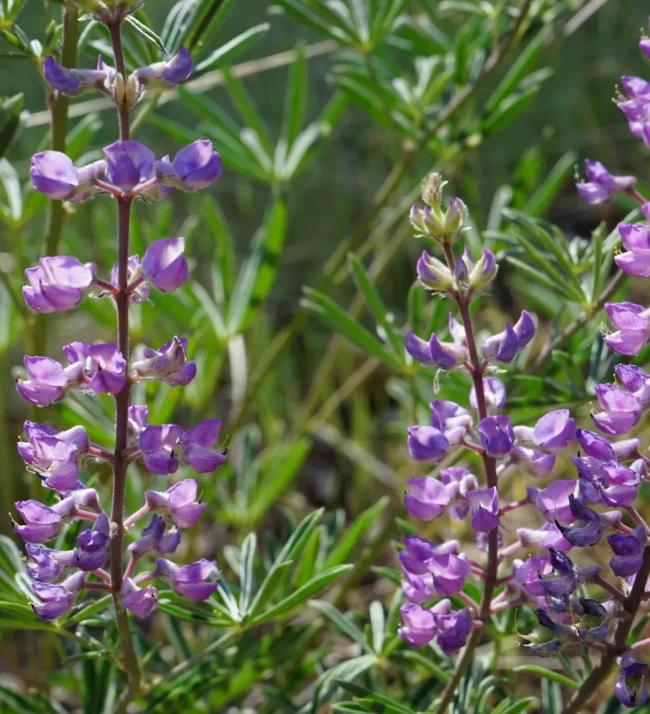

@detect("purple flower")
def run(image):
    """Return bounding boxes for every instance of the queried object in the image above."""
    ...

[128,514,180,556]
[591,384,641,436]
[481,311,535,363]
[430,400,472,444]
[608,526,645,577]
[156,140,222,192]
[529,480,578,525]
[103,140,155,193]
[557,496,604,547]
[428,334,468,369]
[179,419,227,473]
[615,223,650,277]
[510,445,556,477]
[141,238,188,293]
[134,47,192,89]
[18,421,88,491]
[145,479,205,528]
[513,556,553,597]
[84,343,127,394]
[127,405,149,444]
[23,257,95,314]
[404,477,451,521]
[132,336,196,386]
[575,160,636,204]
[43,56,107,96]
[454,247,498,292]
[398,602,438,647]
[407,426,449,463]
[31,571,84,620]
[467,487,499,532]
[399,537,470,597]
[414,250,454,291]
[578,461,641,509]
[604,302,650,356]
[111,256,150,303]
[138,424,184,474]
[470,376,506,413]
[155,558,219,601]
[12,501,64,544]
[31,152,79,200]
[434,604,472,655]
[616,652,649,707]
[516,522,572,552]
[478,415,514,458]
[121,579,159,618]
[576,429,640,461]
[74,513,109,571]
[539,547,601,596]
[25,544,75,582]
[517,409,576,453]
[440,467,478,520]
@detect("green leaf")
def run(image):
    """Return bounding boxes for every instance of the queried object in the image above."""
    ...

[195,23,269,73]
[349,254,402,353]
[525,151,577,218]
[247,560,293,618]
[227,199,287,335]
[390,650,451,683]
[486,25,552,113]
[308,599,369,651]
[223,67,274,157]
[334,681,415,714]
[238,532,257,616]
[513,665,579,690]
[302,288,404,369]
[247,439,311,522]
[191,280,228,341]
[0,93,22,159]
[282,43,307,147]
[251,565,351,625]
[124,14,166,52]
[324,496,388,569]
[484,86,541,135]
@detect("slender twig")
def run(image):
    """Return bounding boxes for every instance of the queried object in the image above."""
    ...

[563,547,650,714]
[106,19,140,714]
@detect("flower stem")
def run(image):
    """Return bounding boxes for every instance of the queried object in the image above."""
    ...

[563,546,650,714]
[433,247,500,714]
[107,18,140,713]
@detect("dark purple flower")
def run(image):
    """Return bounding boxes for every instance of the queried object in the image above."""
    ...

[430,400,472,444]
[23,257,95,314]
[529,480,578,525]
[539,547,601,596]
[478,415,514,458]
[407,426,449,463]
[121,578,159,618]
[434,604,472,655]
[404,477,451,521]
[155,140,222,192]
[481,311,535,363]
[179,419,227,473]
[616,675,649,708]
[103,140,155,193]
[128,514,180,556]
[591,384,641,436]
[604,302,650,355]
[155,558,219,601]
[404,331,433,364]
[398,602,438,647]
[74,513,109,571]
[138,424,183,474]
[428,334,468,369]
[615,223,650,278]
[141,238,188,293]
[467,487,499,532]
[513,555,553,597]
[132,336,196,386]
[557,496,604,547]
[134,47,192,89]
[608,525,645,577]
[43,56,107,96]
[470,376,506,413]
[145,479,205,528]
[576,160,636,204]
[31,571,84,620]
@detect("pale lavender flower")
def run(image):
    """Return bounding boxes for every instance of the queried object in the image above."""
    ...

[517,522,572,552]
[103,140,155,193]
[31,571,84,620]
[179,419,227,473]
[121,578,159,618]
[513,555,553,597]
[84,343,127,394]
[575,160,636,204]
[407,426,449,463]
[154,558,219,601]
[528,480,578,525]
[156,140,222,192]
[141,238,188,293]
[134,47,192,89]
[111,256,150,303]
[404,477,451,521]
[515,409,576,453]
[138,424,184,475]
[30,151,79,200]
[43,56,107,96]
[478,415,514,458]
[615,223,650,277]
[430,400,472,444]
[23,257,95,314]
[132,336,196,386]
[128,514,180,556]
[470,376,506,413]
[440,467,478,520]
[467,487,499,532]
[398,602,438,647]
[145,479,205,528]
[604,302,650,356]
[591,384,641,435]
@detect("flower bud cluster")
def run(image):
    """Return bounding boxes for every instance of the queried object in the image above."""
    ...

[12,40,225,622]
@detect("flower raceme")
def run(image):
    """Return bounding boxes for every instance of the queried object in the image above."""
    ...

[12,35,227,624]
[399,173,650,710]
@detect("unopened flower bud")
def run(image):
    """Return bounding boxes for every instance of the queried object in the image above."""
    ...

[124,74,139,107]
[444,198,468,235]
[421,172,446,207]
[416,251,454,291]
[113,72,125,104]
